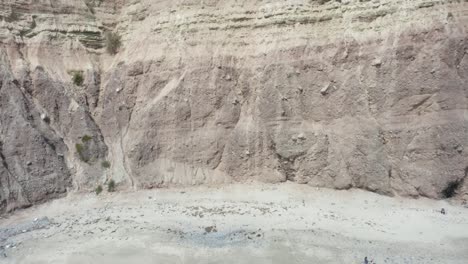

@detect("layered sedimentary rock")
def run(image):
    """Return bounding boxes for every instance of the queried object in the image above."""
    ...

[1,0,468,213]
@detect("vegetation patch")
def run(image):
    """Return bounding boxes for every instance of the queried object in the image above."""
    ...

[101,160,111,169]
[69,70,84,86]
[82,135,92,143]
[75,143,89,163]
[95,185,103,195]
[4,10,20,22]
[107,179,116,192]
[105,32,121,55]
[442,179,463,198]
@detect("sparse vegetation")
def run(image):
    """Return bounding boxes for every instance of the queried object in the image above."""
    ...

[447,12,454,19]
[442,179,463,198]
[107,179,116,192]
[101,160,111,169]
[82,135,92,143]
[105,32,121,55]
[95,185,103,195]
[75,135,96,163]
[71,71,84,86]
[75,143,89,162]
[6,10,20,22]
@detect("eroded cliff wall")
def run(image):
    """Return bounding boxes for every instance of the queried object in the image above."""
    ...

[1,0,467,213]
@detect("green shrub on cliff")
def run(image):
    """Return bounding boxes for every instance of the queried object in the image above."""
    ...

[105,32,121,54]
[107,179,116,192]
[82,135,92,142]
[101,160,111,169]
[95,185,103,195]
[75,143,88,162]
[71,71,84,86]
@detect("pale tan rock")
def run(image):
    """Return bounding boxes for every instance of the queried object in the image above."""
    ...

[1,0,468,213]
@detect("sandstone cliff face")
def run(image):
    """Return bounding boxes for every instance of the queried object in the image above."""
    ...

[1,0,467,213]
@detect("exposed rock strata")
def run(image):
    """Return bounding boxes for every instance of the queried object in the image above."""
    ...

[0,0,467,213]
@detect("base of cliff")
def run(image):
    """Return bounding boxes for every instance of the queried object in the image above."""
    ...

[1,183,468,264]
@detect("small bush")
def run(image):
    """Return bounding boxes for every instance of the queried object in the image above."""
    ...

[101,160,111,169]
[75,143,89,162]
[72,71,84,86]
[442,179,462,198]
[105,32,121,55]
[6,10,20,22]
[95,185,103,195]
[82,135,92,143]
[107,179,116,192]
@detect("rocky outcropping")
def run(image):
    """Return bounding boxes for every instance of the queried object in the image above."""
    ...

[1,0,468,213]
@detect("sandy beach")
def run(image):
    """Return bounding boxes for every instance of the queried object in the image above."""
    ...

[1,183,468,264]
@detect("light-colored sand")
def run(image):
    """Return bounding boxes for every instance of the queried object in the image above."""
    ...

[1,183,468,264]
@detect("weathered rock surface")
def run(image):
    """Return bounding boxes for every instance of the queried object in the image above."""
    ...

[1,0,468,212]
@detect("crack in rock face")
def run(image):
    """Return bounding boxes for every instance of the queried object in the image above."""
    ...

[1,0,468,212]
